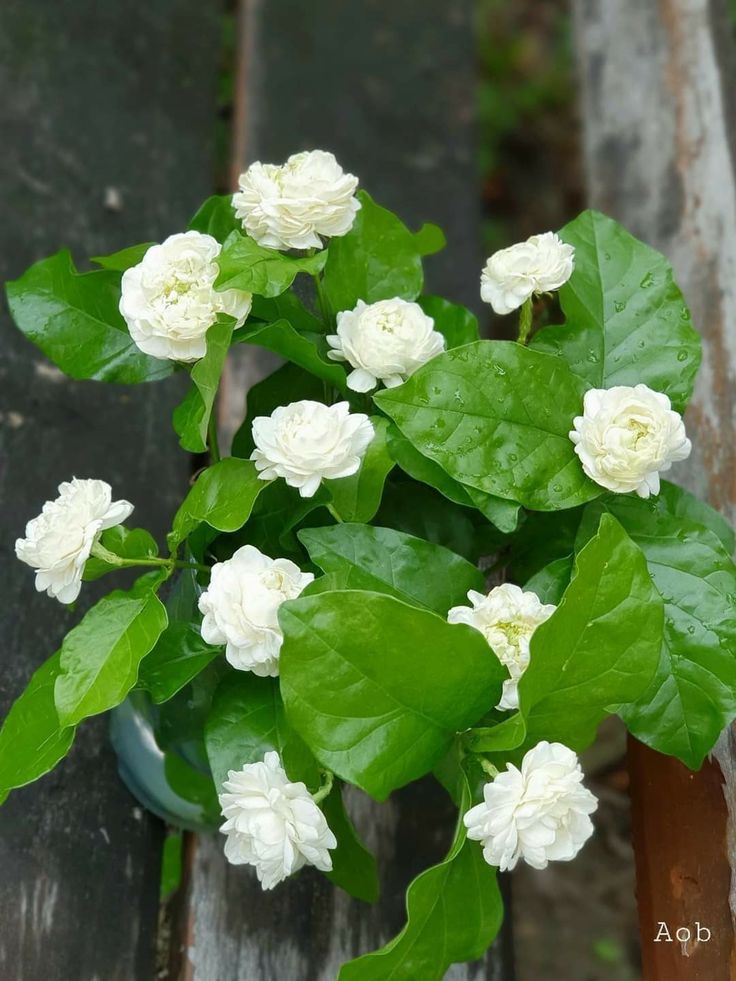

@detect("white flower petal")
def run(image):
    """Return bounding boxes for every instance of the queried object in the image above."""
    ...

[198,545,313,676]
[480,232,574,315]
[464,741,598,872]
[250,400,374,498]
[119,231,252,362]
[218,752,336,888]
[448,583,556,713]
[15,478,134,604]
[570,383,691,496]
[233,150,360,251]
[333,297,445,391]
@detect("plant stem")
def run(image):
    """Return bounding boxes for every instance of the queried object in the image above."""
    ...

[119,556,211,574]
[90,542,210,575]
[208,411,221,464]
[517,297,533,345]
[313,272,331,325]
[312,770,334,805]
[171,560,212,574]
[327,503,344,523]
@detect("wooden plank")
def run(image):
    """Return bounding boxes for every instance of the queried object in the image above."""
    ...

[572,0,736,977]
[0,1,222,977]
[175,2,513,978]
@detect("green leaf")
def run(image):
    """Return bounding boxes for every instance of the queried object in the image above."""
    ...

[163,751,220,825]
[169,458,269,548]
[279,590,503,799]
[386,423,520,533]
[221,479,331,560]
[91,243,155,271]
[302,573,349,596]
[139,622,220,704]
[322,191,423,313]
[237,318,347,388]
[248,292,324,333]
[413,222,446,257]
[376,340,598,511]
[531,210,702,413]
[322,784,379,903]
[524,554,574,605]
[0,653,75,804]
[6,250,172,383]
[207,671,379,902]
[507,508,583,583]
[465,486,521,533]
[376,482,503,563]
[474,514,664,756]
[150,663,225,766]
[173,317,234,453]
[657,480,735,554]
[160,831,183,898]
[215,231,326,298]
[83,525,159,581]
[188,194,241,243]
[205,672,319,789]
[164,565,201,622]
[340,777,502,980]
[326,417,394,522]
[145,568,208,681]
[417,296,480,348]
[578,493,736,768]
[55,584,168,727]
[231,362,325,459]
[298,523,484,615]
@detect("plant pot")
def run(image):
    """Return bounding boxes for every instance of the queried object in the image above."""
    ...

[110,689,221,832]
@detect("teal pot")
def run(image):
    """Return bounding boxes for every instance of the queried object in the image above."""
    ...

[110,688,221,832]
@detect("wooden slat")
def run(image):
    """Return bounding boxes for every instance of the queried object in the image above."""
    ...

[0,1,222,977]
[573,0,736,977]
[175,1,513,978]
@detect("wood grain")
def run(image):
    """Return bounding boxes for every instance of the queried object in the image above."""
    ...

[0,1,221,977]
[573,0,736,977]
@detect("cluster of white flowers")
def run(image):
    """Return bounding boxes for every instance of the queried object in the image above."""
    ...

[448,584,555,711]
[327,297,445,392]
[233,150,360,251]
[465,741,598,871]
[219,752,336,889]
[480,231,575,315]
[119,231,252,362]
[15,152,702,903]
[570,384,691,498]
[15,478,133,604]
[251,400,375,498]
[198,545,313,676]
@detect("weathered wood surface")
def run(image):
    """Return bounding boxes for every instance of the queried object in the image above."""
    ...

[573,0,736,977]
[176,1,514,979]
[0,1,221,977]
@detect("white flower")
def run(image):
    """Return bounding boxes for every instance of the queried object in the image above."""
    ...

[233,150,360,251]
[219,752,336,889]
[15,478,133,604]
[464,741,598,872]
[327,298,446,392]
[198,545,313,676]
[251,400,375,498]
[448,584,555,711]
[480,231,575,315]
[570,384,691,498]
[119,231,252,362]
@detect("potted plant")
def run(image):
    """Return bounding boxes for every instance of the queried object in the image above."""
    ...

[2,149,731,978]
